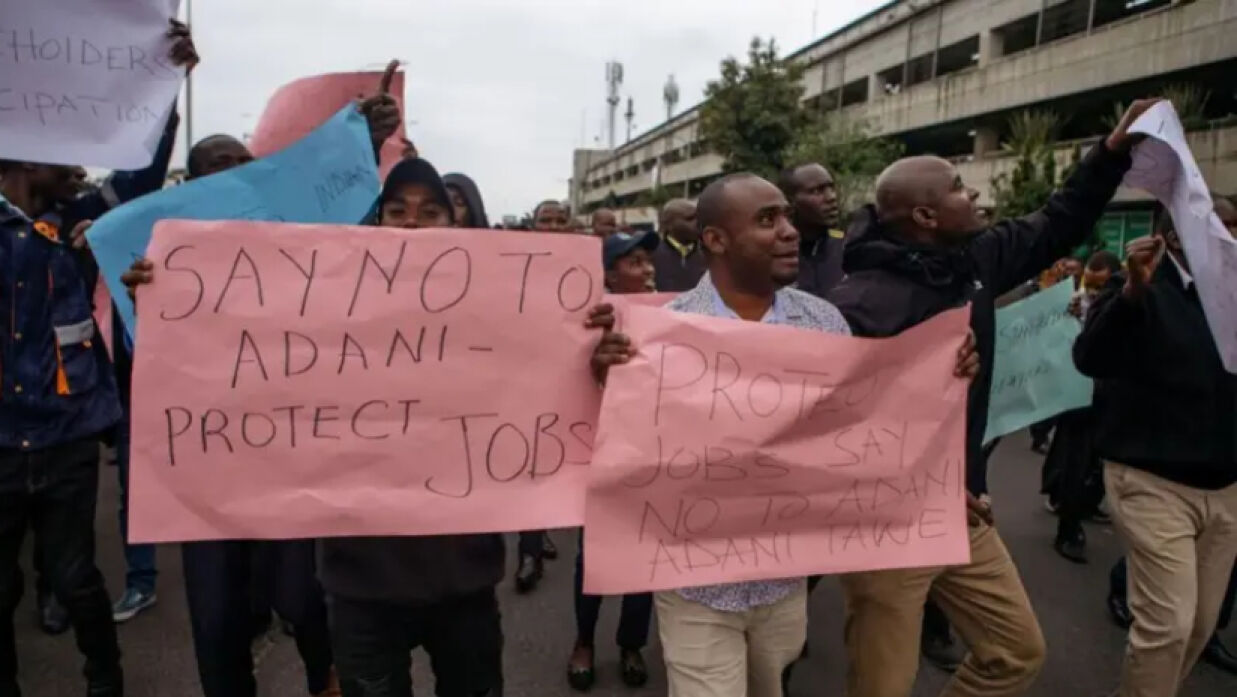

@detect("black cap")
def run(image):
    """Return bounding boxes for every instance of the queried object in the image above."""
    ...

[380,158,455,225]
[603,230,659,270]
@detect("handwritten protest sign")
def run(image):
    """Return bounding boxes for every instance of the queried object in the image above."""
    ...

[127,221,603,543]
[1125,101,1237,374]
[249,70,407,178]
[0,0,185,168]
[606,292,679,333]
[583,305,970,594]
[984,281,1092,443]
[87,105,379,339]
[607,292,679,308]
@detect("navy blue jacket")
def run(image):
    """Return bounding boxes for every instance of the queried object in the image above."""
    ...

[0,110,179,450]
[0,201,122,450]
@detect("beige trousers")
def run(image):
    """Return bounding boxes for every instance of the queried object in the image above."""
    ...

[1105,462,1237,697]
[839,524,1045,697]
[655,582,807,697]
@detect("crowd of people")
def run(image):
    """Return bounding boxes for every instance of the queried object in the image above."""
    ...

[2,18,1235,697]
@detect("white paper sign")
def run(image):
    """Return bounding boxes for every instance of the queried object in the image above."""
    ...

[0,0,184,169]
[1125,101,1237,374]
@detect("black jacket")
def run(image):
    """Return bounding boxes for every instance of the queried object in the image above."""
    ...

[652,238,707,292]
[828,142,1131,495]
[797,228,848,297]
[319,533,505,605]
[1073,263,1237,489]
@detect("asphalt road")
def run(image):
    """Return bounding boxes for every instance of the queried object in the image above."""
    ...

[13,431,1236,696]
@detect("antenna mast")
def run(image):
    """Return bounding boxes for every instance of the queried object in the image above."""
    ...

[605,61,623,149]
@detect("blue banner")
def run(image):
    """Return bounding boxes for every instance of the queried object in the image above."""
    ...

[87,105,379,339]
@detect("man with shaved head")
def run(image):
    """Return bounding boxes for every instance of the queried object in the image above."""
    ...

[591,207,619,238]
[650,197,706,291]
[826,99,1160,697]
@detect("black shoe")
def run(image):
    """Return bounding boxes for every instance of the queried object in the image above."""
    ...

[37,590,70,636]
[86,669,123,697]
[921,632,964,673]
[1202,634,1237,675]
[620,649,648,688]
[1031,441,1050,455]
[1107,592,1132,629]
[566,644,595,692]
[514,554,543,594]
[543,535,559,561]
[1053,527,1087,564]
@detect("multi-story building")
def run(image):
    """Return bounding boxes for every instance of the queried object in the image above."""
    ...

[569,0,1237,256]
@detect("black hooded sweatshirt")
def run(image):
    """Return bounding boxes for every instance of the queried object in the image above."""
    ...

[827,142,1131,495]
[443,173,490,228]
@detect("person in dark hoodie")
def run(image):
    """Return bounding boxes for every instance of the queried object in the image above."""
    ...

[444,173,490,229]
[1077,197,1237,695]
[319,158,506,697]
[825,98,1156,697]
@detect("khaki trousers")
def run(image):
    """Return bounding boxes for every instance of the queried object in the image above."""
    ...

[1105,462,1237,697]
[656,582,807,697]
[839,524,1045,697]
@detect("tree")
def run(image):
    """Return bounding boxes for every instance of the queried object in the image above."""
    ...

[990,110,1068,220]
[698,38,808,179]
[787,115,905,215]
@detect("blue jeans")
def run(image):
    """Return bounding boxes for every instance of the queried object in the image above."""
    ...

[116,415,156,595]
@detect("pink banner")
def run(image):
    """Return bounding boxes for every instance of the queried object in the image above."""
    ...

[583,305,971,594]
[129,220,603,543]
[605,292,679,308]
[249,70,407,178]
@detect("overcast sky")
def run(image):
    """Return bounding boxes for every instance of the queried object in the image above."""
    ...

[177,0,889,219]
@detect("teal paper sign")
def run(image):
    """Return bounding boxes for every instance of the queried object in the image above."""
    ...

[87,105,379,341]
[984,281,1093,443]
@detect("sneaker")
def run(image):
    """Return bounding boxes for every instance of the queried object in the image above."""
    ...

[112,588,157,623]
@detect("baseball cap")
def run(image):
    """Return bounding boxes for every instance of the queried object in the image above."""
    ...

[603,230,659,270]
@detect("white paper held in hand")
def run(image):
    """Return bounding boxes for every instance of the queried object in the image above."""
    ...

[1124,101,1237,374]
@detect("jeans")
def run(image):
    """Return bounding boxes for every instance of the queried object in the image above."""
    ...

[573,535,651,649]
[0,439,122,696]
[331,588,504,697]
[182,539,334,697]
[115,415,156,595]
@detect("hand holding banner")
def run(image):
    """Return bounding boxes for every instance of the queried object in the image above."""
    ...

[249,67,408,178]
[583,305,971,595]
[984,280,1093,442]
[128,221,603,543]
[0,0,185,168]
[87,105,380,339]
[1125,101,1237,374]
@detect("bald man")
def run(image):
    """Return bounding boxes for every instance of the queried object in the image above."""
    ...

[651,198,707,291]
[826,99,1160,697]
[591,207,619,238]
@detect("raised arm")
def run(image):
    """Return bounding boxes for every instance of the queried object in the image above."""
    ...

[971,99,1160,295]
